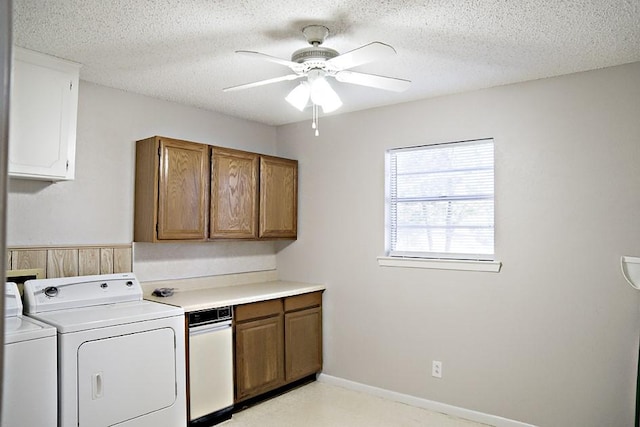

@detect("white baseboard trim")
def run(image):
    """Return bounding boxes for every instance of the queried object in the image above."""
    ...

[317,374,537,427]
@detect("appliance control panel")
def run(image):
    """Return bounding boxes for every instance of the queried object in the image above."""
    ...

[188,306,232,327]
[23,273,142,314]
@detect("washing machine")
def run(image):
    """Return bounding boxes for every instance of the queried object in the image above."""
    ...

[23,273,187,427]
[2,281,57,427]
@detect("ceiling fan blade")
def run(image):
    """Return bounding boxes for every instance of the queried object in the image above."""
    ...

[334,70,411,92]
[236,50,304,72]
[327,42,397,70]
[223,74,303,92]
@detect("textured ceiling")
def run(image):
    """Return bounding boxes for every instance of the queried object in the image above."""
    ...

[12,0,640,126]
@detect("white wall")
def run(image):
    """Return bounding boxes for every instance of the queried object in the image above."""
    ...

[7,82,278,281]
[275,62,640,426]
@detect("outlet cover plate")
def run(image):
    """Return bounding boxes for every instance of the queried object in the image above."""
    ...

[432,360,442,378]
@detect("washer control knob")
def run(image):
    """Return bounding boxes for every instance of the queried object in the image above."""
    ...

[44,286,59,297]
[126,281,133,287]
[100,282,108,289]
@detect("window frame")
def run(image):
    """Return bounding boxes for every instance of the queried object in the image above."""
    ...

[382,138,501,272]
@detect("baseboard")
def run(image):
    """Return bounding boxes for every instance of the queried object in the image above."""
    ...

[317,374,537,427]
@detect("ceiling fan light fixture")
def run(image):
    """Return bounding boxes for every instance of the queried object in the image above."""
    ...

[307,70,342,113]
[285,82,310,111]
[227,24,411,137]
[311,78,342,113]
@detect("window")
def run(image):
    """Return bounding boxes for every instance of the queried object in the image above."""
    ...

[385,138,494,261]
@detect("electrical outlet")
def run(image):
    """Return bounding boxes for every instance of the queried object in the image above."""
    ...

[432,360,442,378]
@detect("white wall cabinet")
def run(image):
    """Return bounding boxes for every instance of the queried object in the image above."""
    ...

[9,47,81,181]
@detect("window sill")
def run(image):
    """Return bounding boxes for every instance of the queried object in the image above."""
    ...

[377,256,502,272]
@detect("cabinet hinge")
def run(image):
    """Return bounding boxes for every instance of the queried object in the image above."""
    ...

[66,160,69,171]
[70,81,73,90]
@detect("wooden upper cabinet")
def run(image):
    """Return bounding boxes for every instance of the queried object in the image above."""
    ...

[135,136,298,242]
[210,147,259,239]
[259,156,298,239]
[158,138,209,239]
[134,136,209,242]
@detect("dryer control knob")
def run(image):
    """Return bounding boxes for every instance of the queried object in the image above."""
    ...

[44,286,59,297]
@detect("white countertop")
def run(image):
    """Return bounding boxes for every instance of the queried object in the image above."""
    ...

[144,280,325,312]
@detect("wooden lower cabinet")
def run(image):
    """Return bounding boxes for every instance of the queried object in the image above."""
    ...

[284,306,322,382]
[235,315,285,401]
[234,291,323,403]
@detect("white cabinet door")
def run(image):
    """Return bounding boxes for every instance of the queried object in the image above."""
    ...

[77,328,177,427]
[9,47,80,181]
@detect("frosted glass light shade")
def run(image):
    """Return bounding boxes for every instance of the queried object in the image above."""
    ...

[285,82,310,111]
[310,77,342,113]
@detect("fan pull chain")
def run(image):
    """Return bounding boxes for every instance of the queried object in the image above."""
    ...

[312,104,319,136]
[312,104,316,129]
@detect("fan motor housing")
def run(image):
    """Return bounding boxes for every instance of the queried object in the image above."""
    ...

[291,46,339,64]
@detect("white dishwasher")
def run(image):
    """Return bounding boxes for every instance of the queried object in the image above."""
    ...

[188,306,234,426]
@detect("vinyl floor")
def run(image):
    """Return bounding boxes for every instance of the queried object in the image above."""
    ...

[220,381,490,427]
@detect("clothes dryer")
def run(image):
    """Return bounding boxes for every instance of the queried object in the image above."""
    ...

[23,273,187,427]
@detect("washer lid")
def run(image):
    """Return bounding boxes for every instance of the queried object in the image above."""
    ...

[27,300,184,334]
[5,282,23,318]
[4,315,56,344]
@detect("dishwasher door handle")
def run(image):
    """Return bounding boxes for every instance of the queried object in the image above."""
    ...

[189,320,232,337]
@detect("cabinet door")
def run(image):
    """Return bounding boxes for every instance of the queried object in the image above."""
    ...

[210,147,259,239]
[9,48,80,181]
[235,315,284,401]
[259,156,298,238]
[285,306,322,382]
[157,138,209,240]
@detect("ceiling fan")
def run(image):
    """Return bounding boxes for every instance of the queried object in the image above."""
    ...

[223,25,411,135]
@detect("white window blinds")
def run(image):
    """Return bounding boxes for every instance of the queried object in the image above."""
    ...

[386,138,495,260]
